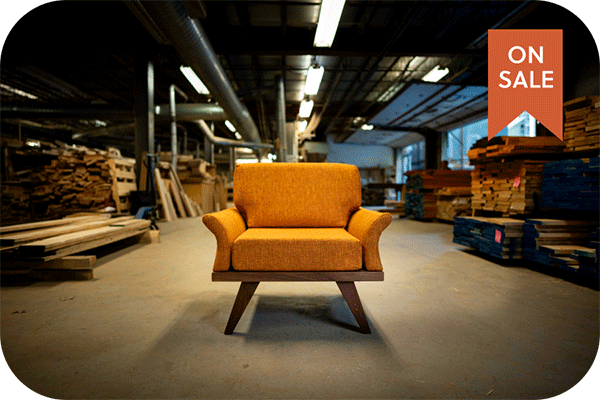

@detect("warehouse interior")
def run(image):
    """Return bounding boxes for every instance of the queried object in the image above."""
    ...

[1,1,599,399]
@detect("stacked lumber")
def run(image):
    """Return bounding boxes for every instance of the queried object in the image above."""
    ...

[29,147,114,219]
[540,157,599,211]
[405,169,472,191]
[1,215,151,280]
[453,216,524,259]
[563,96,600,152]
[436,187,471,222]
[467,136,565,160]
[405,169,471,220]
[522,219,598,275]
[383,199,405,216]
[470,159,545,215]
[0,183,31,224]
[0,141,137,223]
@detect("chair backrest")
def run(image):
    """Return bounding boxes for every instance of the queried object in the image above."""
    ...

[234,163,361,228]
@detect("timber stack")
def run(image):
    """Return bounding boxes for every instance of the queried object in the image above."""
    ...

[468,136,565,216]
[453,216,525,260]
[1,141,135,223]
[1,214,151,281]
[563,96,600,152]
[541,157,600,212]
[522,219,598,277]
[405,169,471,220]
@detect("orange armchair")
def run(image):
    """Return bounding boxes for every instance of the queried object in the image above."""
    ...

[203,163,392,334]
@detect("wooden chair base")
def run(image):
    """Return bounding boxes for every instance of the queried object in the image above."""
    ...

[212,271,383,335]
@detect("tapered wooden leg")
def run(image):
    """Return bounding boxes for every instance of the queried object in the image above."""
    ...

[336,281,371,334]
[224,282,259,335]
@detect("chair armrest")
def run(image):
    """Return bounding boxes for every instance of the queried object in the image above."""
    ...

[202,208,247,271]
[347,208,392,271]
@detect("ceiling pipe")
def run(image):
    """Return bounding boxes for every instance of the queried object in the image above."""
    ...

[143,1,264,145]
[155,103,227,121]
[196,120,273,150]
[0,105,133,119]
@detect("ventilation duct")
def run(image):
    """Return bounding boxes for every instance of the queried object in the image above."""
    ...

[143,1,263,146]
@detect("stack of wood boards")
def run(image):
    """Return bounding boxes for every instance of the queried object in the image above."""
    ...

[405,169,471,220]
[152,162,202,222]
[30,147,114,219]
[563,96,600,152]
[522,219,598,276]
[1,214,151,280]
[470,159,545,216]
[467,136,565,160]
[1,141,137,222]
[453,216,525,259]
[436,187,472,221]
[383,199,406,216]
[540,157,599,211]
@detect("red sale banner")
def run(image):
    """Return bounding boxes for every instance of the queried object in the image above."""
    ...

[488,29,563,140]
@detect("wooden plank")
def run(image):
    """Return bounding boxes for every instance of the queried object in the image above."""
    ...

[0,216,134,246]
[212,270,384,282]
[24,227,150,262]
[20,219,151,253]
[154,168,174,222]
[182,192,198,217]
[3,255,97,270]
[167,170,188,217]
[0,215,108,234]
[539,245,595,255]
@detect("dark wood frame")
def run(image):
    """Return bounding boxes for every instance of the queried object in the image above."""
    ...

[212,270,384,335]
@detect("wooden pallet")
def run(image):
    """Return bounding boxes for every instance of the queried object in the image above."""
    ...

[109,158,137,213]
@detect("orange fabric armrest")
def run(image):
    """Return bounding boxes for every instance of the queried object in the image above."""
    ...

[202,208,247,271]
[346,207,392,271]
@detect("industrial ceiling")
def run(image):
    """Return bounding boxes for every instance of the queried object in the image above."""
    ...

[0,1,597,155]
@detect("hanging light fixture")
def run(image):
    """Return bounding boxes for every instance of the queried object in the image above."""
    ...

[313,0,347,47]
[299,99,314,118]
[304,65,324,96]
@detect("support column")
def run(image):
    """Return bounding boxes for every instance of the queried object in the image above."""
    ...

[134,58,155,186]
[204,126,214,164]
[424,129,441,170]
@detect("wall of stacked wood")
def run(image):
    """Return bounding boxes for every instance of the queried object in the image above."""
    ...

[404,169,471,220]
[454,96,599,280]
[1,141,133,225]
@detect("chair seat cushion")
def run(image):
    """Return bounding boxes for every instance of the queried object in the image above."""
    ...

[232,228,362,271]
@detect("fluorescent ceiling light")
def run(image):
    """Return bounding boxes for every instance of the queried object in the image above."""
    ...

[0,83,38,99]
[361,124,374,130]
[314,0,346,47]
[180,65,209,94]
[224,120,236,132]
[235,132,242,140]
[421,65,450,82]
[304,65,324,95]
[298,120,308,132]
[299,100,314,118]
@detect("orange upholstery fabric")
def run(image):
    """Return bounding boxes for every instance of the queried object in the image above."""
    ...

[232,228,362,271]
[347,208,393,271]
[234,163,361,228]
[202,208,247,271]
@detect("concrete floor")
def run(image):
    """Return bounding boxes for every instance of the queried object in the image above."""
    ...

[1,217,599,399]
